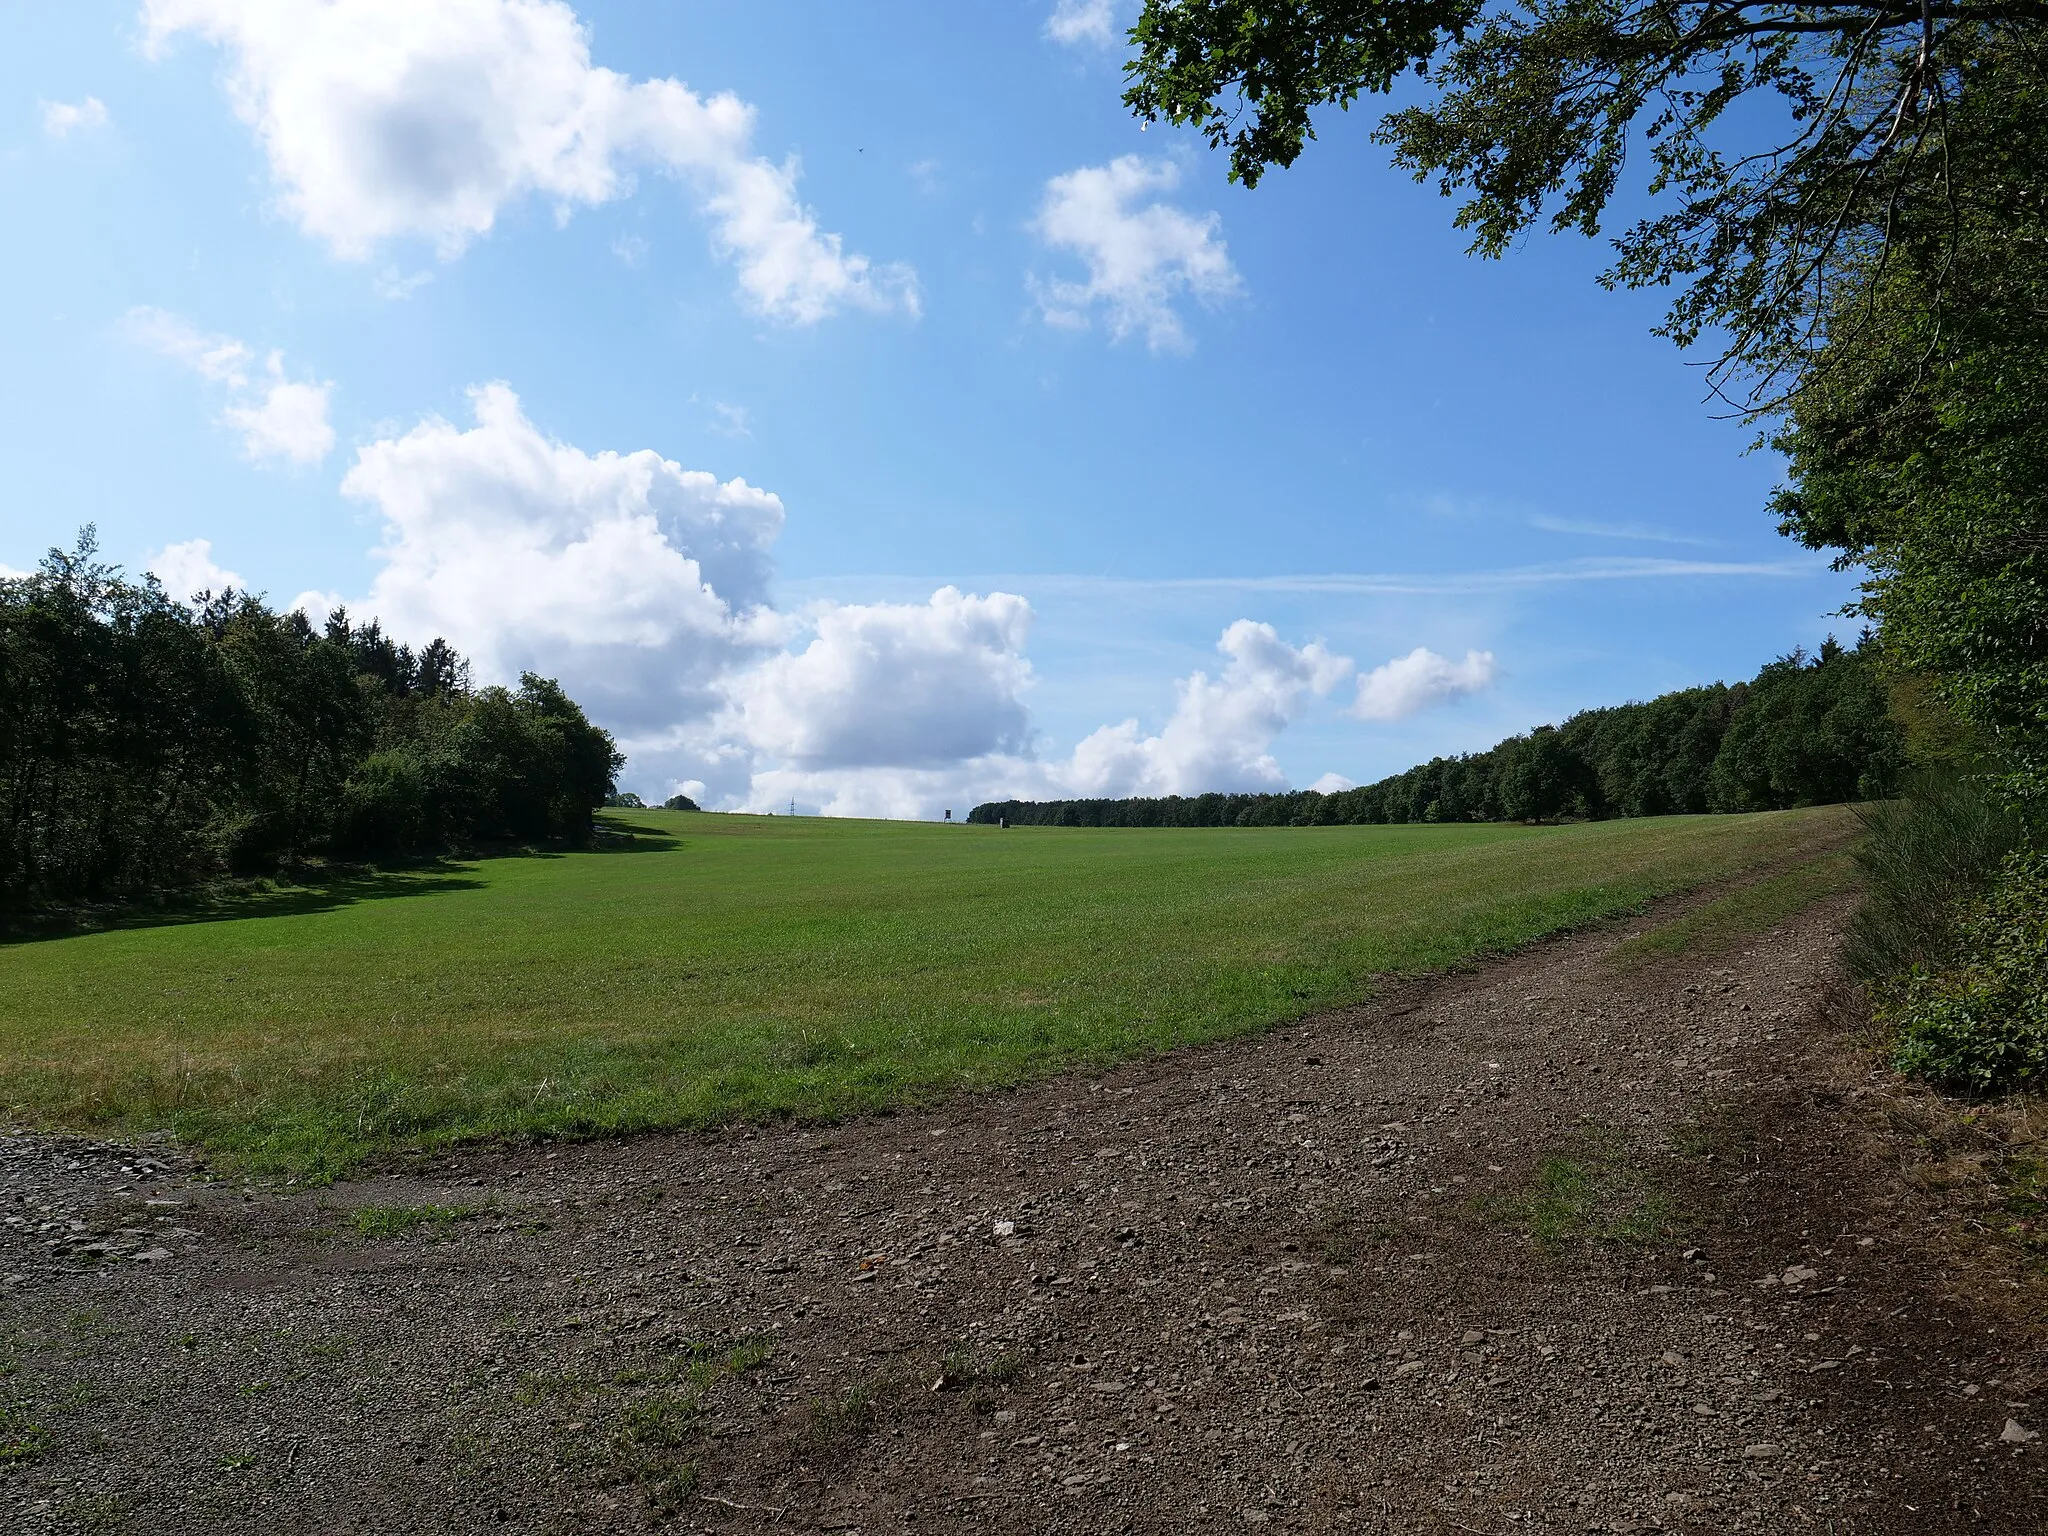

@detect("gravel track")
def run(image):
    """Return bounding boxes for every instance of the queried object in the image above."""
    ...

[4,883,2044,1534]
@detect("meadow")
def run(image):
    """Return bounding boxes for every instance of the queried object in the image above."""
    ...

[0,806,1853,1177]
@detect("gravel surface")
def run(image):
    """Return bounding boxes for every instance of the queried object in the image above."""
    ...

[4,885,2044,1534]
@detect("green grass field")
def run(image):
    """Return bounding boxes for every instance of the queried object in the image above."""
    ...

[0,806,1854,1177]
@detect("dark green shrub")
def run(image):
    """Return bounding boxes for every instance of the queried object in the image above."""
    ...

[1888,852,2048,1093]
[335,751,428,856]
[215,807,295,876]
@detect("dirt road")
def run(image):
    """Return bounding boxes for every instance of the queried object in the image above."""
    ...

[5,883,2044,1533]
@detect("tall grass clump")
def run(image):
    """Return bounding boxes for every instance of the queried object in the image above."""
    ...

[1845,770,2024,981]
[1852,767,2048,1094]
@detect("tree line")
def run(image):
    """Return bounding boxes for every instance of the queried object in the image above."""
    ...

[604,791,701,811]
[1,530,621,915]
[972,641,1899,829]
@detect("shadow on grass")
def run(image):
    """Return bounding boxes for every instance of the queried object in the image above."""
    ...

[587,819,683,854]
[0,824,680,947]
[0,864,487,947]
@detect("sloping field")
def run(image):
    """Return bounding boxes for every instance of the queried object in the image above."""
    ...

[0,806,1853,1175]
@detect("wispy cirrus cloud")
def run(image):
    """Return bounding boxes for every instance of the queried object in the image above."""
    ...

[40,96,109,139]
[1529,513,1717,548]
[120,307,335,466]
[910,556,1822,603]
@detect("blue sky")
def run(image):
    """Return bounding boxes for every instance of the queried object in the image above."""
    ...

[2,0,1856,815]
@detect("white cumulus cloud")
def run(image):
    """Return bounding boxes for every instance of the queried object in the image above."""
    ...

[142,0,916,323]
[1046,0,1119,47]
[147,537,243,603]
[341,382,786,735]
[223,370,336,465]
[1350,647,1499,721]
[184,387,1446,821]
[41,97,110,139]
[731,617,1350,819]
[121,307,335,466]
[1061,621,1351,797]
[1032,156,1240,352]
[733,589,1035,773]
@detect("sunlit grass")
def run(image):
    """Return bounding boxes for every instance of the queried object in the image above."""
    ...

[350,1202,488,1239]
[0,806,1853,1177]
[1606,849,1859,968]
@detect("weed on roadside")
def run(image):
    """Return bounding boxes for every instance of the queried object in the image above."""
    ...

[1301,1205,1399,1267]
[615,1446,699,1517]
[1996,1149,2048,1261]
[57,1492,122,1531]
[807,1376,885,1442]
[1487,1129,1678,1250]
[938,1345,978,1392]
[609,1386,702,1512]
[601,1341,770,1513]
[351,1202,488,1239]
[930,1342,1022,1392]
[1881,1090,2048,1268]
[0,1403,53,1464]
[513,1369,592,1406]
[617,1391,700,1449]
[980,1348,1024,1385]
[516,1336,770,1516]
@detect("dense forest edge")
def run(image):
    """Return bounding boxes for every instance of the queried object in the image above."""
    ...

[972,640,1898,829]
[0,529,621,921]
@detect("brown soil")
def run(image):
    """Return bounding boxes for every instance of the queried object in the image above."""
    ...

[5,885,2045,1534]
